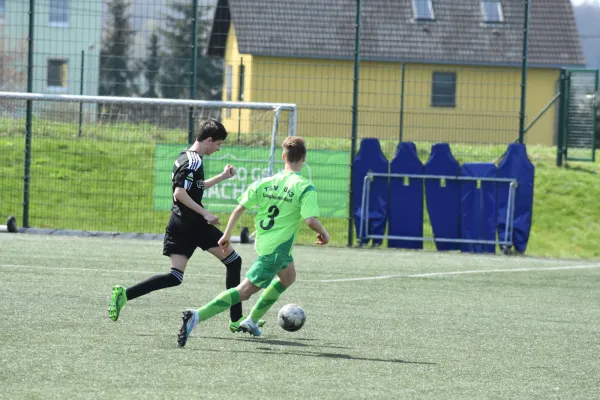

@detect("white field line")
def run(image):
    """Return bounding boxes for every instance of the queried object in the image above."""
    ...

[0,264,225,278]
[318,263,600,283]
[4,263,600,284]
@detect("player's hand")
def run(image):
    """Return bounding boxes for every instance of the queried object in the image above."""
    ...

[222,164,235,179]
[218,235,231,251]
[204,213,220,225]
[316,233,330,245]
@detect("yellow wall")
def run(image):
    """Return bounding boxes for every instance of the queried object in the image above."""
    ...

[221,25,254,135]
[524,68,561,145]
[221,28,560,146]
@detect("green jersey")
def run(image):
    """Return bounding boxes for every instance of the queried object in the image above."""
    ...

[238,170,320,256]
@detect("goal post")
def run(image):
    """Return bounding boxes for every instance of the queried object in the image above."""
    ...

[358,172,517,248]
[0,91,297,235]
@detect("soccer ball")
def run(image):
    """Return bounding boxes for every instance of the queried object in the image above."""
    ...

[277,304,306,332]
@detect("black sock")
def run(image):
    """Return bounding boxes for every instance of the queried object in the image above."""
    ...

[222,251,243,321]
[125,268,184,301]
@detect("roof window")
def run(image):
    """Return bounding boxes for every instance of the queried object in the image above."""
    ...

[481,0,504,23]
[413,0,434,21]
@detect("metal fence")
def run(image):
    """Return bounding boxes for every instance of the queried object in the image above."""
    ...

[0,94,303,237]
[0,0,560,246]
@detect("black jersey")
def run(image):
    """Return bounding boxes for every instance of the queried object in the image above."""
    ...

[171,149,205,221]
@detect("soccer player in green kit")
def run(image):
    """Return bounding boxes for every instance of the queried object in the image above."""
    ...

[177,136,330,347]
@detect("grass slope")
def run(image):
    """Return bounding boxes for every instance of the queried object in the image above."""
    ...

[1,120,599,257]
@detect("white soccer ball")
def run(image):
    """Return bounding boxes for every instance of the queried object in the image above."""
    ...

[277,304,306,332]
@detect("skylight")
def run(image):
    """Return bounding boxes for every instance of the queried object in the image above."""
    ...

[413,0,434,21]
[481,0,504,23]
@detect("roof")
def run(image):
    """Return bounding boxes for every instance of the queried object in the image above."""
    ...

[207,0,585,67]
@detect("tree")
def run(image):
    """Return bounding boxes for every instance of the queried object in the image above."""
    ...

[141,32,161,98]
[0,34,28,93]
[99,0,138,97]
[573,3,600,70]
[159,1,223,100]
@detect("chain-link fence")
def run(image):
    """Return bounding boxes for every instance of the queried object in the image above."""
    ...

[0,0,585,245]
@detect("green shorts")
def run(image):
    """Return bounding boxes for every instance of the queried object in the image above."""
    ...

[246,252,294,289]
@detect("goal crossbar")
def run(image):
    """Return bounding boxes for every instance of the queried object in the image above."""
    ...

[0,91,297,111]
[359,172,517,247]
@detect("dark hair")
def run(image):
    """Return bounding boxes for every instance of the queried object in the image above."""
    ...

[282,136,306,163]
[196,118,228,142]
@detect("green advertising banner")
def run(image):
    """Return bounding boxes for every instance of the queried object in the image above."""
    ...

[154,145,349,218]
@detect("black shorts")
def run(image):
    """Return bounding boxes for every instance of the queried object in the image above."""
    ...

[162,214,224,258]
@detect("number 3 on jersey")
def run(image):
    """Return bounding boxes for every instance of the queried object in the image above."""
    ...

[260,205,280,230]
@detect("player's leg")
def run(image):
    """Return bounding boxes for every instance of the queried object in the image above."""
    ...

[126,254,188,299]
[108,221,193,321]
[206,244,267,332]
[198,277,260,321]
[178,254,282,345]
[248,259,296,327]
[108,255,188,322]
[206,240,244,323]
[236,254,292,336]
[177,278,261,347]
[201,224,263,331]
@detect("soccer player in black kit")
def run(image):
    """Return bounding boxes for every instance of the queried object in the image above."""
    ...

[108,118,263,332]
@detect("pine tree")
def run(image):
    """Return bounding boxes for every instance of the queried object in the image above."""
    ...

[159,1,222,100]
[99,0,138,97]
[142,32,161,98]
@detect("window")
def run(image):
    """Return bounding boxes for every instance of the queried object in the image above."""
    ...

[225,65,233,117]
[0,0,5,20]
[481,0,504,23]
[47,59,68,91]
[431,72,456,107]
[412,0,434,20]
[49,0,70,26]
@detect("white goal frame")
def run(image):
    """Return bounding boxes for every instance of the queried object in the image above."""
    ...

[0,91,297,177]
[359,172,517,248]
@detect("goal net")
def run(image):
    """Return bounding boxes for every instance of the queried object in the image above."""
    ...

[0,92,297,236]
[358,172,518,251]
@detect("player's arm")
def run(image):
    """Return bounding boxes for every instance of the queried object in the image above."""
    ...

[204,164,235,189]
[218,180,258,250]
[305,217,330,245]
[300,186,329,245]
[218,204,247,250]
[173,187,219,225]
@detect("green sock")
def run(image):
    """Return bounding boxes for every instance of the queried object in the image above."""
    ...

[250,279,287,323]
[198,288,241,322]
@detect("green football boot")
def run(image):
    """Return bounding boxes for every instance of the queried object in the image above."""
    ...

[229,315,265,333]
[108,285,127,321]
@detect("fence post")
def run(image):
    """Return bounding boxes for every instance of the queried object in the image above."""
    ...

[518,0,530,144]
[347,0,361,247]
[398,62,405,143]
[23,0,35,228]
[556,70,566,166]
[593,70,598,162]
[78,50,85,137]
[187,0,199,144]
[237,57,244,143]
